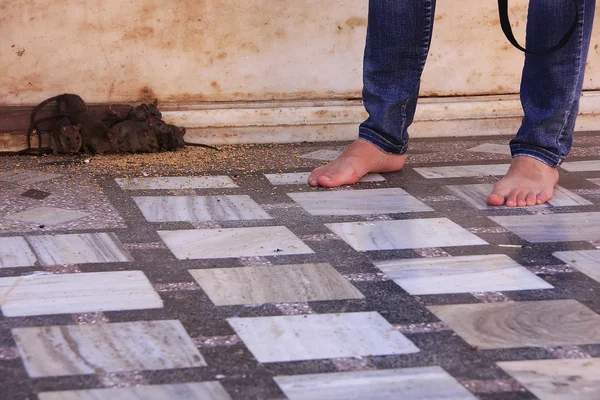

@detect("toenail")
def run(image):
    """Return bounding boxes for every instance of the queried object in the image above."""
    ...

[321,176,331,181]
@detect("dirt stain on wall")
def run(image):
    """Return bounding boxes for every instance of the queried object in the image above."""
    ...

[345,17,367,29]
[139,86,157,102]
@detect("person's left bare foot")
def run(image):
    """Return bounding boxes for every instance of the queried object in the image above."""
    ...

[487,156,559,207]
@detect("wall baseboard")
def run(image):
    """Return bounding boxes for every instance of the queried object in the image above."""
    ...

[1,92,598,151]
[174,92,600,145]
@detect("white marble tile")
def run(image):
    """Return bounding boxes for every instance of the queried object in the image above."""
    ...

[288,188,433,216]
[0,170,61,185]
[553,250,600,284]
[0,271,162,317]
[561,160,600,172]
[7,207,89,225]
[466,143,511,155]
[299,149,342,161]
[158,227,314,259]
[445,184,592,210]
[13,320,206,378]
[38,382,232,400]
[374,254,553,295]
[325,218,487,251]
[228,311,419,363]
[0,237,37,268]
[25,233,133,265]
[189,263,364,305]
[413,164,510,179]
[588,178,600,187]
[274,366,476,400]
[428,300,600,349]
[497,358,600,400]
[265,172,385,185]
[132,195,271,222]
[490,212,600,243]
[115,176,238,190]
[544,187,594,206]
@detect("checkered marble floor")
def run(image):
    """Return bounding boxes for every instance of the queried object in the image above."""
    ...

[2,135,600,400]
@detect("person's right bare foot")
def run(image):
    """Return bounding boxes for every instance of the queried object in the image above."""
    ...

[308,139,406,187]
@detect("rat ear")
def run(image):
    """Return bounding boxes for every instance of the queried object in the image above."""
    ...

[76,124,82,130]
[180,127,186,137]
[107,131,115,142]
[61,126,68,132]
[153,99,158,106]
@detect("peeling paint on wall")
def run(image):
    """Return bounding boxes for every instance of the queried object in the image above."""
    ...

[0,0,598,105]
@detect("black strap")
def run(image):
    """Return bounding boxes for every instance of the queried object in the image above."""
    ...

[498,0,579,54]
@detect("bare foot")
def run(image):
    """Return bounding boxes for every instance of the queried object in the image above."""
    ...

[308,140,406,187]
[487,156,559,207]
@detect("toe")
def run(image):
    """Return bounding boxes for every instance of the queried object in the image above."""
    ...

[487,193,506,206]
[308,167,325,186]
[316,174,334,187]
[525,192,537,206]
[516,191,528,207]
[536,191,551,205]
[505,190,519,207]
[487,182,511,206]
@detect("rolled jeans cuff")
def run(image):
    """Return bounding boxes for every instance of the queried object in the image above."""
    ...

[358,128,409,156]
[510,143,564,167]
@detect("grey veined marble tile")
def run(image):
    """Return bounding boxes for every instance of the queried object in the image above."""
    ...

[413,164,510,179]
[158,227,314,259]
[132,195,271,222]
[12,320,206,378]
[325,218,487,251]
[497,358,600,400]
[561,160,600,172]
[264,172,384,186]
[25,233,133,265]
[553,250,600,284]
[7,207,89,225]
[0,271,162,317]
[466,143,511,155]
[490,212,600,243]
[374,254,552,295]
[428,300,600,350]
[189,263,364,306]
[288,188,433,216]
[299,149,342,161]
[38,382,232,400]
[0,237,37,268]
[0,170,61,185]
[228,311,419,363]
[274,366,476,400]
[115,176,238,190]
[445,184,592,210]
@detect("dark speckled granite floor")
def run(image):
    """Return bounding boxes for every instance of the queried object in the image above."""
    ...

[1,134,600,400]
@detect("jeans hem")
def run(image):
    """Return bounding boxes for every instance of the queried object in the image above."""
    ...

[510,144,563,167]
[358,128,408,156]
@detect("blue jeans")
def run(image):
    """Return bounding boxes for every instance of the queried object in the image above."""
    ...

[358,0,596,166]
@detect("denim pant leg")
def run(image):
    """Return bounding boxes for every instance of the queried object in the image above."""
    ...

[511,0,596,166]
[358,0,437,155]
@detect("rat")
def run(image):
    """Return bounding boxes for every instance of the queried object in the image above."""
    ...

[108,120,159,153]
[68,112,113,154]
[4,94,88,156]
[146,117,219,152]
[50,118,83,154]
[95,105,132,129]
[128,99,162,122]
[25,93,111,155]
